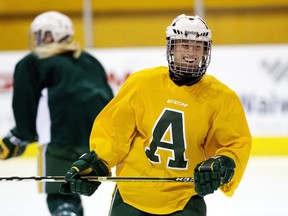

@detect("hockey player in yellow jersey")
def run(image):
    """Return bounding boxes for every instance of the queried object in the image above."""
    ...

[60,14,252,216]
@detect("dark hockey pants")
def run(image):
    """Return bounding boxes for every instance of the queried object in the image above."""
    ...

[108,188,206,216]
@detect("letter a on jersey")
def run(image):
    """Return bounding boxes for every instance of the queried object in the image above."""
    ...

[145,108,188,169]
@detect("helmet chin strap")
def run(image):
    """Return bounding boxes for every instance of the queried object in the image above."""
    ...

[169,70,203,86]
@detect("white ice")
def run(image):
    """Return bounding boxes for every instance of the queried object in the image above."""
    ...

[0,156,288,216]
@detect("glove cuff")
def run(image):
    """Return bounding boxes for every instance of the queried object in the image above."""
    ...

[217,155,236,184]
[91,159,110,176]
[4,131,30,147]
[78,151,110,176]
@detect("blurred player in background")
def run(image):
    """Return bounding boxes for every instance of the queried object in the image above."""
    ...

[59,14,252,216]
[0,11,114,216]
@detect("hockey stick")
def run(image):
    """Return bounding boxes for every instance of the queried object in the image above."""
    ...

[0,176,193,183]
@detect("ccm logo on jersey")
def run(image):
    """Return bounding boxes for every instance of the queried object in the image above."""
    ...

[167,99,188,107]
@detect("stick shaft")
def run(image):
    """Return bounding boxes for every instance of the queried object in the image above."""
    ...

[0,176,193,182]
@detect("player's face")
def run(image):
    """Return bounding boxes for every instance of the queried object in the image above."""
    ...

[31,31,54,49]
[172,39,204,69]
[42,31,54,44]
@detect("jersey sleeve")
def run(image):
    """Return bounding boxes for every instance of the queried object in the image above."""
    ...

[11,54,41,142]
[89,73,138,167]
[204,91,252,197]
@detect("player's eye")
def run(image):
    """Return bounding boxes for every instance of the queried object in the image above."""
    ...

[182,44,190,49]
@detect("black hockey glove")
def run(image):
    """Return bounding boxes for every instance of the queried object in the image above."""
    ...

[0,132,27,160]
[194,155,236,196]
[59,150,110,196]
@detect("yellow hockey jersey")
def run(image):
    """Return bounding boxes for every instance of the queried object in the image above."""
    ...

[90,66,252,214]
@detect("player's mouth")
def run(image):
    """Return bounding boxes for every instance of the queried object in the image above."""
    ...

[183,56,196,63]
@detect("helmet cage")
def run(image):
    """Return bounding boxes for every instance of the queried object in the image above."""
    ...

[166,36,211,78]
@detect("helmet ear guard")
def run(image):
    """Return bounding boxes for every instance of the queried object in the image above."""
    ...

[166,14,212,85]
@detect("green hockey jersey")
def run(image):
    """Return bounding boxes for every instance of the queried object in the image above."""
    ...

[11,51,113,148]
